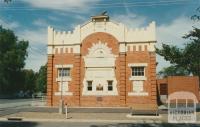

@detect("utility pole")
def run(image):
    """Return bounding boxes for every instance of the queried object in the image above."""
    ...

[59,41,64,114]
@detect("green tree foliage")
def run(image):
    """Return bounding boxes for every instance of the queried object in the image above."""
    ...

[156,27,200,85]
[36,64,47,93]
[158,65,189,78]
[22,69,37,95]
[191,7,200,21]
[4,0,11,3]
[0,26,29,94]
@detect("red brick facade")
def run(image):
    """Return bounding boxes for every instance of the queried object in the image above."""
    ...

[47,16,157,109]
[47,31,157,110]
[157,76,200,103]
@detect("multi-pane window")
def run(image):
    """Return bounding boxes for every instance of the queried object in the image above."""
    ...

[131,67,145,76]
[58,68,70,77]
[87,81,92,91]
[108,81,113,91]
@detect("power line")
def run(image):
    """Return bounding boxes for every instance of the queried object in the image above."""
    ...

[0,0,193,11]
[28,47,46,56]
[0,0,191,6]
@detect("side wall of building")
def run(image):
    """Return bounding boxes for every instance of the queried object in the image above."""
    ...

[157,76,200,103]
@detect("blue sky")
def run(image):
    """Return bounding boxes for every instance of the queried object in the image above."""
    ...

[0,0,200,72]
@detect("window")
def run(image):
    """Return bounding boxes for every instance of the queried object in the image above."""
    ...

[58,68,70,77]
[160,83,168,95]
[87,81,92,91]
[108,81,113,91]
[131,67,144,76]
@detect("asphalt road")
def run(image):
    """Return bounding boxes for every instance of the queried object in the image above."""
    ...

[0,121,200,127]
[0,99,33,104]
[0,99,33,109]
[0,99,39,117]
[0,98,131,117]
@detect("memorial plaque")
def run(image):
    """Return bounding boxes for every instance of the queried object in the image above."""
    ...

[97,97,103,101]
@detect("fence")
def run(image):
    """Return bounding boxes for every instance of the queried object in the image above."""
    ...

[31,93,47,107]
[167,91,198,123]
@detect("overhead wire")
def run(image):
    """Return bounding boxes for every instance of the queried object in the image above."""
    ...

[0,0,193,11]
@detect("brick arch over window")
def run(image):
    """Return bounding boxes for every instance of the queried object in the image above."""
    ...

[81,32,119,56]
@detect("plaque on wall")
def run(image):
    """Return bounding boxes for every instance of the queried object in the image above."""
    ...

[97,97,103,101]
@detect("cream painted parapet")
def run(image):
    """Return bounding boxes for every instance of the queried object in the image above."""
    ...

[125,21,156,42]
[80,21,156,43]
[47,26,81,54]
[80,21,126,42]
[47,26,54,55]
[47,19,156,54]
[48,26,54,45]
[48,21,156,45]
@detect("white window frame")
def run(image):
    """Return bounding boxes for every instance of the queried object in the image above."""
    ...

[128,63,148,96]
[131,66,145,76]
[55,64,73,81]
[107,80,113,91]
[87,81,93,91]
[128,63,147,81]
[58,68,70,77]
[54,64,73,96]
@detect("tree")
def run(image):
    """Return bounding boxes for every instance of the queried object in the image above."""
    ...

[156,27,200,85]
[0,26,29,94]
[35,64,47,93]
[191,7,200,21]
[158,65,189,78]
[22,69,37,96]
[4,0,11,3]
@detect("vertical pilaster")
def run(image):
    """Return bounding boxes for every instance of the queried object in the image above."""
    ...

[149,52,157,105]
[74,54,81,106]
[119,53,126,106]
[47,55,54,106]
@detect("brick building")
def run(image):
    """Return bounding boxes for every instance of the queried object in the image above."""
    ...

[157,76,200,103]
[47,14,157,110]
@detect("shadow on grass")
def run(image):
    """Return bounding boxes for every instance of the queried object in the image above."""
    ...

[0,121,38,127]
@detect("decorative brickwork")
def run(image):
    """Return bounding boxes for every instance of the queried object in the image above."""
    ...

[149,52,158,109]
[80,32,121,107]
[47,55,54,106]
[47,15,158,110]
[74,54,81,105]
[119,53,126,106]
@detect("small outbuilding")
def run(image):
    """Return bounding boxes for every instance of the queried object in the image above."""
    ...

[157,76,200,103]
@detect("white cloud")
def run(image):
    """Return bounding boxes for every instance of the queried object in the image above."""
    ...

[112,13,146,28]
[17,28,47,44]
[0,19,19,29]
[74,15,87,21]
[25,50,47,72]
[0,17,47,71]
[157,17,199,48]
[21,0,100,12]
[156,16,200,72]
[33,19,48,27]
[48,15,60,21]
[16,28,47,71]
[111,14,200,72]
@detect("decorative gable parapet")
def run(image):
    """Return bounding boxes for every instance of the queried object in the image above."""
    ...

[48,22,156,45]
[47,15,156,55]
